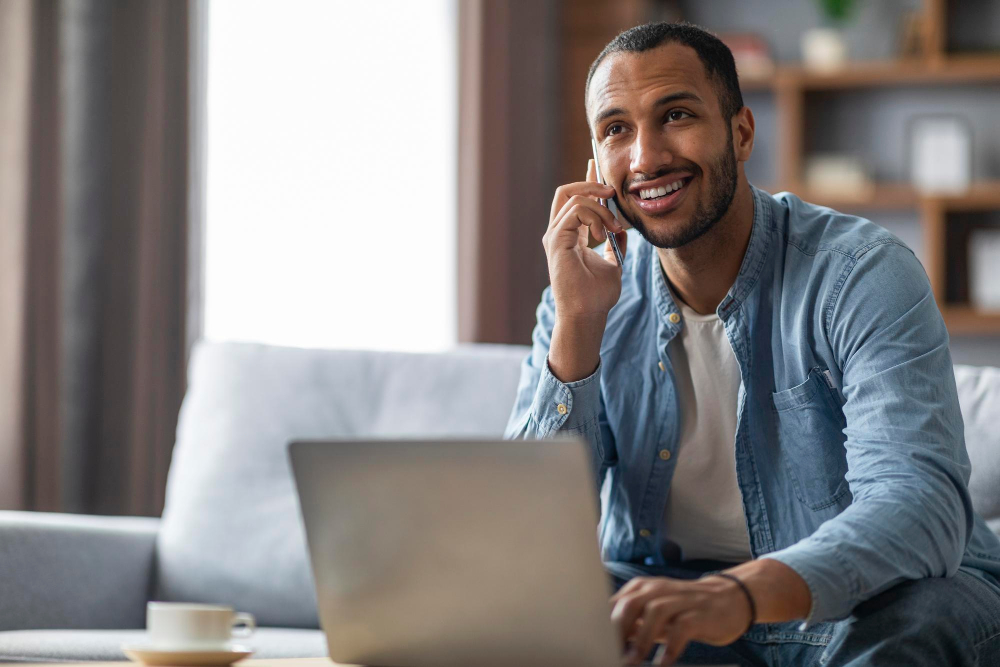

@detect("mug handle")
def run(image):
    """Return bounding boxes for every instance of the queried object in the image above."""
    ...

[231,612,256,639]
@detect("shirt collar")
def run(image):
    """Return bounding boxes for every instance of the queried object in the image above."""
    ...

[718,183,772,319]
[649,183,772,328]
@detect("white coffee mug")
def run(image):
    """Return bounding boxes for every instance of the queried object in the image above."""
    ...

[146,602,255,650]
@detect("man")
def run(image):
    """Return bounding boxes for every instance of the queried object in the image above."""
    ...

[505,22,1000,666]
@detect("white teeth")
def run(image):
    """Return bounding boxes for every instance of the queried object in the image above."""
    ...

[640,179,686,199]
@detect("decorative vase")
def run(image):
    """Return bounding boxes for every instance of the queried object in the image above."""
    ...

[801,27,847,71]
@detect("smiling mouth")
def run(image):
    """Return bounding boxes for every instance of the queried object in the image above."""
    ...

[631,176,694,213]
[638,176,689,200]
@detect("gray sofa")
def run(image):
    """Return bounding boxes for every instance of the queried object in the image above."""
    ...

[1,341,998,663]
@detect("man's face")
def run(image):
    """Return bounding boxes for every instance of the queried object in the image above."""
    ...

[588,43,741,249]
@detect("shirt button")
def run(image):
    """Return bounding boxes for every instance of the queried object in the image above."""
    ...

[668,313,681,324]
[639,529,652,538]
[659,449,671,461]
[657,361,666,372]
[556,403,567,415]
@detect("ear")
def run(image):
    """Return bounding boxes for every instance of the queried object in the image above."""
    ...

[731,106,755,163]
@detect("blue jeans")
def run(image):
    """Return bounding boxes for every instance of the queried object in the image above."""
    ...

[606,561,1000,666]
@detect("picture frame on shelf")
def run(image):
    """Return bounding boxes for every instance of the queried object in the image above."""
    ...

[970,227,1000,311]
[908,114,973,195]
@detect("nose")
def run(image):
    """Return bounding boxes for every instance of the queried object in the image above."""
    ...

[629,126,674,176]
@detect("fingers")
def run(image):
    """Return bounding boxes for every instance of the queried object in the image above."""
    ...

[544,202,606,253]
[658,611,699,665]
[554,194,621,236]
[545,196,621,256]
[609,576,639,612]
[628,597,683,665]
[621,599,699,666]
[610,575,650,604]
[549,181,615,225]
[611,580,660,648]
[587,158,599,183]
[611,578,698,665]
[611,595,646,650]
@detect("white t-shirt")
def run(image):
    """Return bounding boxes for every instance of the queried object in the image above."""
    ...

[661,292,752,563]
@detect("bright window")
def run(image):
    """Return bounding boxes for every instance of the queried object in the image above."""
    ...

[204,0,457,351]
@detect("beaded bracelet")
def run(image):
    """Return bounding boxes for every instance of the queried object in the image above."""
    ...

[702,571,757,635]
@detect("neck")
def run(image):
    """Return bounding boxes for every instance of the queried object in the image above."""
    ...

[657,176,754,315]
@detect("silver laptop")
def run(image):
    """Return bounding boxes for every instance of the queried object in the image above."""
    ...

[288,437,626,667]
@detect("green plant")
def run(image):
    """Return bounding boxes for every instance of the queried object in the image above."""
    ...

[818,0,856,23]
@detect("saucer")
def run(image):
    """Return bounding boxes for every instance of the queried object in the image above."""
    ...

[122,644,254,666]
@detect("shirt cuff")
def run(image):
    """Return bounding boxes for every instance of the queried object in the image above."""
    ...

[529,356,603,436]
[762,539,861,628]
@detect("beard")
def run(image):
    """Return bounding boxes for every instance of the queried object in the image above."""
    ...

[616,133,738,250]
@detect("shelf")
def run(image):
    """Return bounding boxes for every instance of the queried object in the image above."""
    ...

[774,183,922,210]
[942,307,1000,335]
[740,75,777,93]
[934,185,1000,211]
[740,54,1000,92]
[759,182,1000,211]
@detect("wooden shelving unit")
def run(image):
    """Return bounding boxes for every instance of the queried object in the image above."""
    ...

[941,307,1000,336]
[742,53,1000,91]
[762,182,1000,212]
[742,0,1000,335]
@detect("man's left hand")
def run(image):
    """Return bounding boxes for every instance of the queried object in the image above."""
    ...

[610,575,752,665]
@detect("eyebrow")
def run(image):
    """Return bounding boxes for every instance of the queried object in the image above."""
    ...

[592,90,704,128]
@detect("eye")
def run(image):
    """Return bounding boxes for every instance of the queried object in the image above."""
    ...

[666,109,692,122]
[606,123,624,137]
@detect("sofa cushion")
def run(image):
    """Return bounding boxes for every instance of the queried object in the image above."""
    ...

[0,512,159,632]
[0,628,326,662]
[156,341,530,628]
[955,364,1000,537]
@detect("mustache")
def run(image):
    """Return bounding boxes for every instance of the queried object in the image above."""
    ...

[625,168,697,189]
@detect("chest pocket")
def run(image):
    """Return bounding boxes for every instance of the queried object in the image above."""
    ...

[772,367,850,511]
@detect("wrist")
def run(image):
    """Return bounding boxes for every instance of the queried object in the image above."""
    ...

[700,572,756,634]
[724,558,812,624]
[548,317,606,383]
[555,313,608,336]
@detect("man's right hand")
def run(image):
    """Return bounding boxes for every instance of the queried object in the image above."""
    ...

[542,160,628,383]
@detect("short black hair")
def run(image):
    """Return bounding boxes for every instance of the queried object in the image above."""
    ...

[586,22,744,122]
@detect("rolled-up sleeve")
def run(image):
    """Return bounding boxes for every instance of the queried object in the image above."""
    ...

[764,241,972,626]
[504,286,615,486]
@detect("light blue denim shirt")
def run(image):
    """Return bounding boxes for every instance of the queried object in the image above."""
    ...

[505,183,1000,628]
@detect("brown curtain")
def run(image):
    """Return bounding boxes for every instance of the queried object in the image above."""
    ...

[0,0,201,516]
[457,0,560,345]
[456,0,650,346]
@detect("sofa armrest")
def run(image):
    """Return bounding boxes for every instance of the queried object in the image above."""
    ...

[0,511,160,631]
